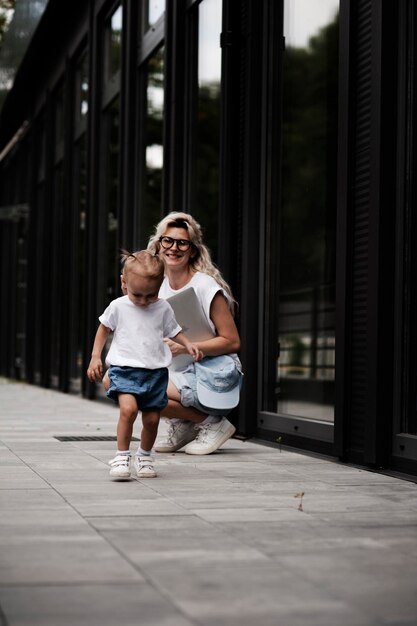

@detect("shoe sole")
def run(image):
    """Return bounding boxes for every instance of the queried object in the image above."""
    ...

[184,425,236,455]
[109,473,131,479]
[136,472,157,478]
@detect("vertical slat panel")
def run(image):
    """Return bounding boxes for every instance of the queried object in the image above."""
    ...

[348,0,372,456]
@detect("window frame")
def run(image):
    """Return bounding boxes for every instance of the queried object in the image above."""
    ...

[392,0,417,464]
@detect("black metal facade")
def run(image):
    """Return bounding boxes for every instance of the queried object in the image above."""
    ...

[0,0,416,477]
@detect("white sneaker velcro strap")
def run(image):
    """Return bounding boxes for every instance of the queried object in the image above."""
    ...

[137,456,153,467]
[109,454,131,467]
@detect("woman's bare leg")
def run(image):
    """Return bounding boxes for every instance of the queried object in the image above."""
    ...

[102,371,110,391]
[161,381,206,424]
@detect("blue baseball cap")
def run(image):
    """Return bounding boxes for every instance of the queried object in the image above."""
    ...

[195,355,241,411]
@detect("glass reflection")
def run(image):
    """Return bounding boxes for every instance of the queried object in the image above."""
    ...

[54,87,65,147]
[106,5,122,81]
[33,183,45,383]
[146,0,165,28]
[75,52,89,122]
[49,164,64,387]
[15,215,28,380]
[193,0,222,260]
[276,0,339,422]
[69,134,87,390]
[140,46,164,248]
[37,118,46,181]
[105,98,120,304]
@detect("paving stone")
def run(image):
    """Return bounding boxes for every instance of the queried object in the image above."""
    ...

[0,379,416,626]
[0,584,194,626]
[0,535,144,585]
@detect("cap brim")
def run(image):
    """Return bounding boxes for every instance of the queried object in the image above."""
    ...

[196,381,240,410]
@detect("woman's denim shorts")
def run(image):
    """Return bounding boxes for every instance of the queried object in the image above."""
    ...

[107,366,168,412]
[170,370,230,417]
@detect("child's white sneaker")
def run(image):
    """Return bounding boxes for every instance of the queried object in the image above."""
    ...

[134,455,157,478]
[108,454,131,479]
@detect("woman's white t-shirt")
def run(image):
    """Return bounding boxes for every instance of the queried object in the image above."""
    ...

[159,271,241,371]
[159,271,232,334]
[99,296,181,369]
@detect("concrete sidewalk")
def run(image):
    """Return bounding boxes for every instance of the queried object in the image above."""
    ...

[0,379,416,626]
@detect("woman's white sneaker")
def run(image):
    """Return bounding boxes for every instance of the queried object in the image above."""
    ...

[184,417,236,455]
[109,454,131,479]
[134,455,157,478]
[154,419,197,452]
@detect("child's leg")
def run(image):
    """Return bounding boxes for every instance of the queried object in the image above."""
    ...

[117,393,139,451]
[108,394,137,479]
[133,410,160,479]
[139,410,160,452]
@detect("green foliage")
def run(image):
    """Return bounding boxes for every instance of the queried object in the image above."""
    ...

[0,0,15,48]
[281,14,339,291]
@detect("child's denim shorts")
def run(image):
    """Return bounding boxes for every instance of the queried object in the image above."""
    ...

[107,366,168,412]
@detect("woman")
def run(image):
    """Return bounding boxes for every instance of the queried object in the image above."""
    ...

[148,212,242,455]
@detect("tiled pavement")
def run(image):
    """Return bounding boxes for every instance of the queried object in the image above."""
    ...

[0,379,416,626]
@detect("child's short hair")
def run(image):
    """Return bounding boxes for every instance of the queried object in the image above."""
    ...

[121,249,164,281]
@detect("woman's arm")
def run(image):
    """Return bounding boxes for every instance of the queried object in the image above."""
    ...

[198,292,240,356]
[172,331,203,361]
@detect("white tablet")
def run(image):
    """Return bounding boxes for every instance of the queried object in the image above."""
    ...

[167,287,214,371]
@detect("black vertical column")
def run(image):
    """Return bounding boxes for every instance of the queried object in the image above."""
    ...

[163,0,186,214]
[236,0,265,435]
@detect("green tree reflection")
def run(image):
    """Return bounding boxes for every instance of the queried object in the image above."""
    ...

[194,82,220,260]
[141,47,164,248]
[281,14,339,291]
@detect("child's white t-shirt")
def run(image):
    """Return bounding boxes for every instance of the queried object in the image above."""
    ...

[99,296,182,369]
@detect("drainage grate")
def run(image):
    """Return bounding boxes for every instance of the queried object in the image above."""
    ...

[54,436,140,442]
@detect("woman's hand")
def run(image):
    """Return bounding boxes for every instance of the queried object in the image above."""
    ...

[164,337,187,357]
[187,344,203,362]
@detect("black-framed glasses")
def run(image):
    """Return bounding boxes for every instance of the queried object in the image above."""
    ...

[159,236,193,251]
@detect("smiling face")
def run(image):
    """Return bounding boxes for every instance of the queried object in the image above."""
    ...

[122,270,161,307]
[159,226,195,271]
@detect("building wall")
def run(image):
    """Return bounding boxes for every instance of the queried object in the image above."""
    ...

[0,0,416,476]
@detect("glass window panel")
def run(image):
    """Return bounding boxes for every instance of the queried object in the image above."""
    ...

[146,0,165,28]
[75,51,89,124]
[105,97,121,304]
[273,0,339,422]
[69,134,87,390]
[192,0,222,260]
[105,5,122,82]
[140,46,164,248]
[32,184,45,383]
[49,164,65,386]
[15,212,29,379]
[37,118,46,181]
[54,86,65,148]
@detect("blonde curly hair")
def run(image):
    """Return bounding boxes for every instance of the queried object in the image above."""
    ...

[147,212,237,314]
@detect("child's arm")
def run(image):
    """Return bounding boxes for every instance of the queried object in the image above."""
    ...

[172,331,203,361]
[87,324,111,382]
